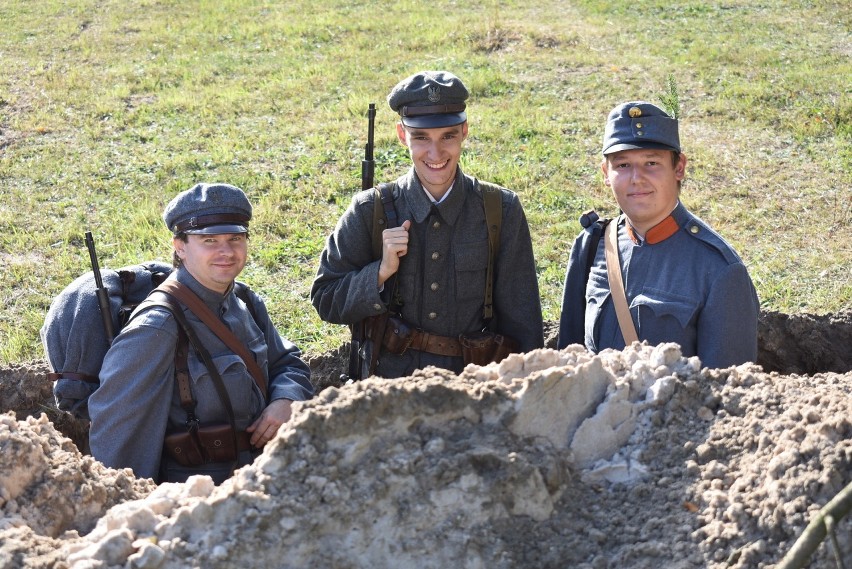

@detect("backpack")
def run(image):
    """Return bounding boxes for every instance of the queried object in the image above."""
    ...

[40,261,259,421]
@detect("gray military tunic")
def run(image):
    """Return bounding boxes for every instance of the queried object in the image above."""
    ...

[557,201,759,369]
[312,167,543,378]
[89,267,313,483]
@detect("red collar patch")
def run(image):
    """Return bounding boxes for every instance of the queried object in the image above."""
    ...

[627,215,679,245]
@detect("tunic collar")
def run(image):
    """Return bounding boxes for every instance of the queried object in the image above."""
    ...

[626,202,683,245]
[401,166,467,226]
[174,265,234,312]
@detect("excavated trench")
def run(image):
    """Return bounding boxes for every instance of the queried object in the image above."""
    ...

[0,310,849,569]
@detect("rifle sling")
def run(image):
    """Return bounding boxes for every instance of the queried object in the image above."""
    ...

[157,280,268,399]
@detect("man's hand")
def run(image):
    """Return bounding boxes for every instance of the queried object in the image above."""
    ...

[246,399,293,448]
[378,219,411,286]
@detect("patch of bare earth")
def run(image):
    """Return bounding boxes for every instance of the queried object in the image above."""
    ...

[1,311,849,568]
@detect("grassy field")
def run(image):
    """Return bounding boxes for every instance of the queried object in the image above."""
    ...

[0,0,849,364]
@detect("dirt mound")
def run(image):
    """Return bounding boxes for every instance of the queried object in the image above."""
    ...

[1,311,850,568]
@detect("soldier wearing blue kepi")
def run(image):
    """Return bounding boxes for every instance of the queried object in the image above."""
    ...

[312,71,543,379]
[557,102,759,369]
[89,183,313,484]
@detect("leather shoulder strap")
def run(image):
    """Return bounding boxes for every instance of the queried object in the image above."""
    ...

[132,293,237,438]
[131,296,195,414]
[156,280,268,399]
[604,217,639,345]
[371,183,397,259]
[477,179,503,323]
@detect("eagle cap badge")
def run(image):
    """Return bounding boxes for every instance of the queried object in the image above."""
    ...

[427,86,441,103]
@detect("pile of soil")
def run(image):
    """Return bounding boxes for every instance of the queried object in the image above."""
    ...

[0,312,850,568]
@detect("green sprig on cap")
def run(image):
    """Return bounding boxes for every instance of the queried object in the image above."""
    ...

[659,74,681,120]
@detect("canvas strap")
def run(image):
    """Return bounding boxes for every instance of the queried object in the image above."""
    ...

[157,280,268,399]
[604,216,639,345]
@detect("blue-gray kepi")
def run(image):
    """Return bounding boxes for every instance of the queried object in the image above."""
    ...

[163,183,252,235]
[602,101,680,155]
[387,71,469,129]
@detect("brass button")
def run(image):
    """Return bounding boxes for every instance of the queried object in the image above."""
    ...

[629,106,642,118]
[637,130,643,136]
[431,251,440,260]
[432,220,441,229]
[430,282,439,291]
[690,225,700,234]
[373,303,382,311]
[635,122,643,128]
[428,312,437,320]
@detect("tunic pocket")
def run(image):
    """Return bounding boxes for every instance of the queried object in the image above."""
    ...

[454,239,489,301]
[631,288,699,329]
[188,353,258,423]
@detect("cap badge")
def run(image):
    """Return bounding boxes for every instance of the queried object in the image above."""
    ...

[628,106,642,118]
[427,86,441,103]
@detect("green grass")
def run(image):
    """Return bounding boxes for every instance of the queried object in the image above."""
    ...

[1,0,849,364]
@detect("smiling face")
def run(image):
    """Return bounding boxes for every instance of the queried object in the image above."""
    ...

[397,122,468,200]
[602,148,687,236]
[173,233,248,294]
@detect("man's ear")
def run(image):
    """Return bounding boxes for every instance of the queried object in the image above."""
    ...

[173,236,186,259]
[600,158,611,186]
[461,121,469,141]
[675,153,688,181]
[396,122,408,146]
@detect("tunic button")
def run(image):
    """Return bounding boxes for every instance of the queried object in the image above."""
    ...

[430,282,439,291]
[431,251,440,260]
[428,312,437,320]
[690,225,700,234]
[373,303,382,311]
[432,220,441,229]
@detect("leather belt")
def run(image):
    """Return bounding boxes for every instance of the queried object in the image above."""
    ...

[47,371,99,383]
[408,329,463,357]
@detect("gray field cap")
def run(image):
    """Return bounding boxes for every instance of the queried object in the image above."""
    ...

[603,101,680,155]
[387,71,469,129]
[164,183,252,235]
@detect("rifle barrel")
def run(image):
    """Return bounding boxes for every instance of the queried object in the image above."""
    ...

[361,103,376,190]
[85,231,115,343]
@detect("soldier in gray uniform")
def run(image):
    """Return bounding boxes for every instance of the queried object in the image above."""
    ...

[89,183,313,483]
[557,101,759,369]
[312,71,543,378]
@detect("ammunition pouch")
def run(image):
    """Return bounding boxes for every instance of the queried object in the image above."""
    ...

[164,423,247,467]
[459,331,519,366]
[381,316,415,355]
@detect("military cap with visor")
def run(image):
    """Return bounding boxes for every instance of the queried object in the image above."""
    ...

[387,70,469,129]
[164,183,252,235]
[602,101,680,155]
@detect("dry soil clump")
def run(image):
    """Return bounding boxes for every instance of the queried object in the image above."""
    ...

[0,312,850,568]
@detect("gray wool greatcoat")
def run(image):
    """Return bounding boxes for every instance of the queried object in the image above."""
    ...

[88,267,313,483]
[311,167,544,378]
